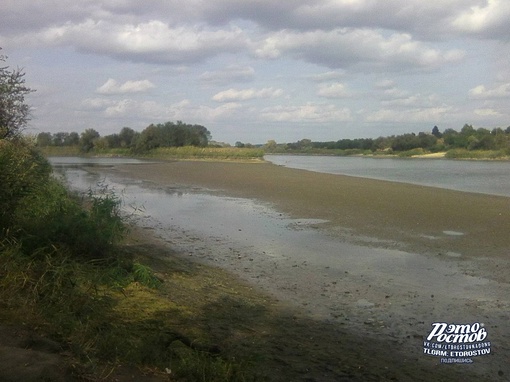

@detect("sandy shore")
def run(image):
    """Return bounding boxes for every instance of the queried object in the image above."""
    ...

[104,160,509,381]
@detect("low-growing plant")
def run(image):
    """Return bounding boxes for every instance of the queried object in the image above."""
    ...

[445,148,509,159]
[132,261,162,288]
[397,148,426,157]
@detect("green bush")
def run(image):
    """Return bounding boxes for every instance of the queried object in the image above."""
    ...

[0,142,124,260]
[0,140,51,230]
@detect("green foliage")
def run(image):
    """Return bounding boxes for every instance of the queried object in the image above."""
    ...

[80,128,100,152]
[0,140,51,230]
[35,120,211,155]
[397,148,426,157]
[1,135,126,261]
[445,148,510,159]
[132,262,161,288]
[134,121,211,153]
[5,170,125,261]
[0,51,33,139]
[272,123,510,157]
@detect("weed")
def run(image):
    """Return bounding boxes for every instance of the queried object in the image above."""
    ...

[132,262,162,288]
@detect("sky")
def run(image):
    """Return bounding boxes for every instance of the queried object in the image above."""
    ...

[1,1,509,145]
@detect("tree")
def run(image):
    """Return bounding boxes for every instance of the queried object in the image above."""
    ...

[0,50,34,140]
[118,127,137,147]
[36,132,52,146]
[65,132,80,146]
[80,128,100,152]
[264,139,277,152]
[432,126,442,138]
[53,132,69,146]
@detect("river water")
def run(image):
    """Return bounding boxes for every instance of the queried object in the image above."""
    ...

[265,155,510,197]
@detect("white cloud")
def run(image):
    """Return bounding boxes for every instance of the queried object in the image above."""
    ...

[6,19,248,65]
[254,29,464,71]
[366,106,453,123]
[375,79,396,90]
[317,83,351,98]
[469,83,510,99]
[212,87,283,102]
[96,78,155,94]
[261,103,352,122]
[81,97,115,110]
[379,88,440,107]
[474,108,502,117]
[452,0,510,37]
[309,71,346,82]
[200,65,255,85]
[92,96,243,123]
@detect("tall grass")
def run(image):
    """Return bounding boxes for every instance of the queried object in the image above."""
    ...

[445,148,510,159]
[146,146,265,160]
[38,145,82,156]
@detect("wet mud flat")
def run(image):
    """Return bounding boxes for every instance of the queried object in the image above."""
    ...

[99,160,509,381]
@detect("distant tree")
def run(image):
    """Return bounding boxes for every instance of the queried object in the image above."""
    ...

[264,139,277,152]
[93,136,110,151]
[135,121,211,152]
[118,127,137,147]
[235,141,245,148]
[36,132,52,146]
[460,124,475,136]
[80,128,100,152]
[432,126,442,138]
[0,50,34,139]
[52,132,69,146]
[417,132,438,150]
[442,128,466,148]
[391,133,421,151]
[103,133,121,148]
[64,132,79,146]
[135,124,161,152]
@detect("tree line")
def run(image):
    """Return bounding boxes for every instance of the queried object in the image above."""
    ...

[36,121,211,153]
[266,124,510,154]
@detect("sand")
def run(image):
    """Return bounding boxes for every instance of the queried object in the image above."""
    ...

[104,159,509,381]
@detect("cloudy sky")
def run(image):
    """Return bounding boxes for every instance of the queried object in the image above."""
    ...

[1,1,509,144]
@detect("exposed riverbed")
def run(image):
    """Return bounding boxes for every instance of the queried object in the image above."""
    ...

[50,157,510,381]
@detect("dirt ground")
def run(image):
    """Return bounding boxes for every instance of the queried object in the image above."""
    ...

[104,159,509,381]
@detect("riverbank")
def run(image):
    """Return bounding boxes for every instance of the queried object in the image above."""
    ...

[98,159,509,381]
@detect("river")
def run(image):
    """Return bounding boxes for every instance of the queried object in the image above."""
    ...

[265,155,510,197]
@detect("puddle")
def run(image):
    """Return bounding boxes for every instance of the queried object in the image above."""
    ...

[442,230,464,236]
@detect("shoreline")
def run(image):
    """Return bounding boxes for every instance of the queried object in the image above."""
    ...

[99,160,509,380]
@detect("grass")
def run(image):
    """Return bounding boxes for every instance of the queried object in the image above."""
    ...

[1,138,260,380]
[145,146,265,160]
[445,148,510,159]
[38,145,82,156]
[38,144,265,161]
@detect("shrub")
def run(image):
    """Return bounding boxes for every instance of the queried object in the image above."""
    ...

[0,140,51,230]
